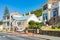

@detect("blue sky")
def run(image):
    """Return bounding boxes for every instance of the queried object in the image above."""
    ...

[0,0,47,20]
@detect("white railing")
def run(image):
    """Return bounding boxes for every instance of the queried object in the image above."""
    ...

[3,19,10,22]
[52,3,59,9]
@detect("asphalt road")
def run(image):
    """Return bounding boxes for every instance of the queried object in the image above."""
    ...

[0,33,46,40]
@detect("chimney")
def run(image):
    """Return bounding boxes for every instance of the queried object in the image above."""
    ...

[29,12,31,15]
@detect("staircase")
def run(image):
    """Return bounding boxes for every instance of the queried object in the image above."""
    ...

[46,16,60,25]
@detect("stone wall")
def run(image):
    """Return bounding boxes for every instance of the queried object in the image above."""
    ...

[39,30,60,37]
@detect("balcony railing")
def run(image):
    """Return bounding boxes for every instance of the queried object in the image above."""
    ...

[3,19,10,22]
[51,3,59,9]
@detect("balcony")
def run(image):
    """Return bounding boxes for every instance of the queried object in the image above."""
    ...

[51,3,59,9]
[3,19,10,22]
[43,4,48,11]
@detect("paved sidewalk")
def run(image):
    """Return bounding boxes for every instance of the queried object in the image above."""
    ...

[7,32,60,40]
[8,32,36,36]
[39,35,60,40]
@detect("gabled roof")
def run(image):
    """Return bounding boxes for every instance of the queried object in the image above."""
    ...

[13,14,34,21]
[11,12,22,16]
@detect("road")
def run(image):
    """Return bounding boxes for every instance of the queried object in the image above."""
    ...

[0,33,46,40]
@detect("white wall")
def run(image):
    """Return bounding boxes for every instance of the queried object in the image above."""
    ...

[48,3,52,9]
[38,16,43,22]
[58,2,60,16]
[0,25,3,30]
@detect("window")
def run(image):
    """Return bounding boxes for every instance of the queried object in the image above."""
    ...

[43,4,48,10]
[7,22,9,26]
[7,16,9,19]
[43,14,45,20]
[18,22,21,26]
[53,9,58,17]
[39,19,40,20]
[11,22,12,26]
[20,28,22,30]
[43,13,48,20]
[17,21,24,26]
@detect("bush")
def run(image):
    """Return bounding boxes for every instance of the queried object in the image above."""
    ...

[28,21,42,29]
[52,24,60,29]
[57,26,60,29]
[52,26,55,29]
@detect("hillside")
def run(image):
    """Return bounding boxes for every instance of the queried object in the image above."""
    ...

[26,9,42,17]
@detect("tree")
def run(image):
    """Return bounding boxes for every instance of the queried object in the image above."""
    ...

[36,22,42,29]
[29,21,36,25]
[28,21,36,29]
[0,21,3,25]
[3,6,9,19]
[26,9,42,17]
[28,21,42,29]
[31,9,42,17]
[28,21,42,33]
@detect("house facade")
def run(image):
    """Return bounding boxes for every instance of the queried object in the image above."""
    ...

[3,12,39,32]
[51,2,60,17]
[3,12,22,31]
[13,14,40,31]
[42,0,60,22]
[42,0,52,22]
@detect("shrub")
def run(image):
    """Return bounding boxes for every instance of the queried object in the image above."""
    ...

[28,20,42,29]
[52,26,55,29]
[52,24,60,29]
[57,26,60,29]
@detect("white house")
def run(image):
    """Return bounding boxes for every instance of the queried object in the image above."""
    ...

[42,1,52,22]
[12,14,40,31]
[51,1,60,17]
[3,12,23,31]
[42,0,60,22]
[3,12,40,31]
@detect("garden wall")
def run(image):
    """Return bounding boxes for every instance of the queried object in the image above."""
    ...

[28,29,39,34]
[39,30,60,37]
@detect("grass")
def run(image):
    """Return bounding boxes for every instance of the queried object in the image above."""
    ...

[42,28,60,31]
